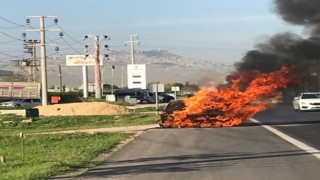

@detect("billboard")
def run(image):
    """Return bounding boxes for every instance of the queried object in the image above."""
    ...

[65,55,104,66]
[148,83,164,93]
[171,86,180,91]
[127,64,146,89]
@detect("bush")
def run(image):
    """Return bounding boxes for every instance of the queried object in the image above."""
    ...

[48,91,83,103]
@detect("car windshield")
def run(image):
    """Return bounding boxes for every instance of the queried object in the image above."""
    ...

[301,94,320,99]
[165,100,185,112]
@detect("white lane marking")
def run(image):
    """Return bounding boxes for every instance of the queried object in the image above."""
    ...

[250,118,320,159]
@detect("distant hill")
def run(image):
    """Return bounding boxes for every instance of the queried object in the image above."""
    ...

[0,50,234,88]
[142,49,179,57]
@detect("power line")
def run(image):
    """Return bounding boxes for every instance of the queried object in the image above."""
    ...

[55,24,86,46]
[0,30,24,41]
[45,24,87,54]
[0,17,25,27]
[60,37,83,54]
[46,37,64,44]
[24,24,82,54]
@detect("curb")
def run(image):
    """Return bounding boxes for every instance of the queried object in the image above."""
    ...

[31,124,159,135]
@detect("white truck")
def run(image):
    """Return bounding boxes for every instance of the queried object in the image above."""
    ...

[292,92,320,112]
[0,82,41,100]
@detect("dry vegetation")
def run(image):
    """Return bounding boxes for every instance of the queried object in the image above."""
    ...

[36,102,133,116]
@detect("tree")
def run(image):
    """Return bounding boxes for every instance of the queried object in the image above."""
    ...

[172,83,184,88]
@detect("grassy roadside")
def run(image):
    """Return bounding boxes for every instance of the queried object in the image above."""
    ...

[0,132,131,180]
[0,112,158,180]
[0,113,158,135]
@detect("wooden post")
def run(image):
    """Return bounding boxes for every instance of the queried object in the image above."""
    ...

[0,155,5,163]
[20,132,25,159]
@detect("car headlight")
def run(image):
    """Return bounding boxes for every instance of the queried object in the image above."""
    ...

[300,102,306,104]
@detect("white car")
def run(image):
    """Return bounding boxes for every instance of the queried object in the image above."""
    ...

[0,98,41,107]
[292,92,320,112]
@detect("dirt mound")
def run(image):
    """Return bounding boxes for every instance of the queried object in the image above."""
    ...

[36,102,133,116]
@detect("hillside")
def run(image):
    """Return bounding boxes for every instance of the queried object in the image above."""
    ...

[0,50,234,88]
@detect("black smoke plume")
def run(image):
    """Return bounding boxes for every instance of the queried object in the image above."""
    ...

[275,0,320,36]
[234,0,320,93]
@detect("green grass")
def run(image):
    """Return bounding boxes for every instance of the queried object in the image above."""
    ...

[133,105,166,112]
[0,112,158,179]
[0,132,131,180]
[0,113,158,135]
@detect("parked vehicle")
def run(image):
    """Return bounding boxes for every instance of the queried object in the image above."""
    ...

[114,89,155,104]
[0,82,40,100]
[292,92,320,112]
[158,92,175,103]
[148,92,175,103]
[0,98,41,107]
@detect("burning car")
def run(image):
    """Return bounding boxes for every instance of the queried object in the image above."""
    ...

[159,100,224,128]
[0,98,41,108]
[159,100,185,127]
[159,66,298,128]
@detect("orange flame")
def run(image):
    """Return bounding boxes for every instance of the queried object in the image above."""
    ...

[162,66,298,128]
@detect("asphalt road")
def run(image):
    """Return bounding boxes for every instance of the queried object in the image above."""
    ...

[71,104,320,180]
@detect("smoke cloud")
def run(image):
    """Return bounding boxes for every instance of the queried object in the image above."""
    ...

[234,0,320,92]
[274,0,320,36]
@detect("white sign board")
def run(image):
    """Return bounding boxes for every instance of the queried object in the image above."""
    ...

[171,86,180,91]
[148,84,165,93]
[66,55,104,66]
[127,64,147,89]
[106,94,116,102]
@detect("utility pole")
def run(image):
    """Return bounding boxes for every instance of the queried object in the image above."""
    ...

[82,66,88,98]
[30,43,37,82]
[15,39,40,82]
[101,64,104,96]
[24,40,39,82]
[84,35,110,99]
[125,35,140,64]
[58,64,62,94]
[121,66,124,89]
[95,36,102,99]
[24,16,61,106]
[111,65,115,94]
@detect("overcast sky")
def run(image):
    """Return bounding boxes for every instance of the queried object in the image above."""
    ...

[0,0,304,63]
